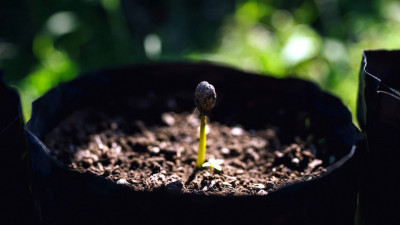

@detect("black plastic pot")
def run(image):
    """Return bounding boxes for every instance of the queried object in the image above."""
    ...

[26,63,361,225]
[357,50,400,225]
[0,72,34,224]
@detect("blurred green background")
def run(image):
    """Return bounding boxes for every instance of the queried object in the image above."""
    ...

[1,0,400,123]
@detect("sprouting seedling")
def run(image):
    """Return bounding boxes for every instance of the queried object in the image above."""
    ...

[194,81,217,168]
[202,158,223,172]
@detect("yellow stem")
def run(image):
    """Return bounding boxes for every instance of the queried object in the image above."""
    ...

[197,115,207,168]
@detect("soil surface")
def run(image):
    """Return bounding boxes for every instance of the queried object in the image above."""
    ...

[45,108,326,196]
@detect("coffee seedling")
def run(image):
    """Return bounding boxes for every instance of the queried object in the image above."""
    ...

[194,81,217,168]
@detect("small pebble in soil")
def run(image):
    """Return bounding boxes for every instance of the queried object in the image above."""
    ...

[221,148,230,155]
[117,179,128,185]
[231,127,243,136]
[94,135,104,149]
[257,190,268,195]
[292,158,300,166]
[149,146,160,154]
[253,183,265,189]
[162,113,175,126]
[309,159,323,170]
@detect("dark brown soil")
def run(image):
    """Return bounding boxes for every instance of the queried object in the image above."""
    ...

[44,109,326,196]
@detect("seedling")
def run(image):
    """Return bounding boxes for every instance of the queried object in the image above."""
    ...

[202,158,223,172]
[194,81,217,168]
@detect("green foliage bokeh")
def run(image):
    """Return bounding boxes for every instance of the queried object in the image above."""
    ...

[1,0,400,124]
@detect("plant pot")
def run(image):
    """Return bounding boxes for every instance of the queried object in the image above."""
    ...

[0,72,34,224]
[357,50,400,225]
[26,63,361,225]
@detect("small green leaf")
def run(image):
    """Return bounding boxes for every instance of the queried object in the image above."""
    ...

[202,162,211,168]
[213,164,222,171]
[202,158,224,171]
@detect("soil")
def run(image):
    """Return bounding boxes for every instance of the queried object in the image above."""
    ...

[44,108,326,196]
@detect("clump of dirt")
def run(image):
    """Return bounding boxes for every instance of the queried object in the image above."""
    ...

[45,108,326,196]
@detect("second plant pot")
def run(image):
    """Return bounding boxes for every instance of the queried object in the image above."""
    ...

[26,63,361,225]
[357,50,400,225]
